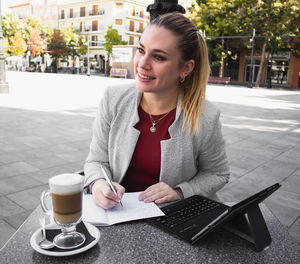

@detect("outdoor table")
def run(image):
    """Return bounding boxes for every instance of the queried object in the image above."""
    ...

[0,204,299,264]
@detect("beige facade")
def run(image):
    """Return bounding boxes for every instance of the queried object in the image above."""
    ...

[9,0,59,28]
[58,0,149,56]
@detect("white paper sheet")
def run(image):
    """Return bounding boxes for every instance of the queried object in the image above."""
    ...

[82,192,165,226]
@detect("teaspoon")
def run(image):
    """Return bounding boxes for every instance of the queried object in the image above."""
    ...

[39,216,55,249]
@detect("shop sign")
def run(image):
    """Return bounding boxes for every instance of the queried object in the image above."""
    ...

[273,52,290,59]
[112,47,133,63]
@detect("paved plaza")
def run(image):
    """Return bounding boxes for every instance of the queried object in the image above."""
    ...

[0,71,300,249]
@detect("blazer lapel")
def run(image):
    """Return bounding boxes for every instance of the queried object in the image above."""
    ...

[160,96,196,187]
[116,92,142,183]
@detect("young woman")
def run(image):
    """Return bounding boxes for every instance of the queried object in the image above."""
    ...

[84,13,230,209]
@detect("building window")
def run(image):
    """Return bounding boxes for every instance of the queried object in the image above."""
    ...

[140,10,144,18]
[80,7,86,17]
[92,20,98,31]
[92,5,98,15]
[70,8,73,18]
[129,36,134,45]
[61,10,65,19]
[92,35,98,46]
[115,19,123,25]
[80,21,85,32]
[131,6,135,16]
[139,23,143,32]
[116,3,123,8]
[130,20,134,32]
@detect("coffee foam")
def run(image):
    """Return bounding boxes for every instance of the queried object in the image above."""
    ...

[49,174,84,194]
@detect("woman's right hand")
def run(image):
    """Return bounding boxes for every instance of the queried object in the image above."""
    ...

[91,179,125,209]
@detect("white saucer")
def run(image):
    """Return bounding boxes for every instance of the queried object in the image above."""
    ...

[30,222,100,257]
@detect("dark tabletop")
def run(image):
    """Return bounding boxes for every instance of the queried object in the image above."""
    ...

[0,204,300,264]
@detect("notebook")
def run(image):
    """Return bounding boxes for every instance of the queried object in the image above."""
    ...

[150,183,281,244]
[82,192,165,226]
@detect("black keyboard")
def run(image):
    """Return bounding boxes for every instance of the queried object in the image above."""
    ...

[150,184,281,245]
[154,196,221,229]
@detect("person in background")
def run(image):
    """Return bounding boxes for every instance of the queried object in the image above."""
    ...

[84,13,230,209]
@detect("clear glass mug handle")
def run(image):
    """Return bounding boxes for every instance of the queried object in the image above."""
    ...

[40,190,52,216]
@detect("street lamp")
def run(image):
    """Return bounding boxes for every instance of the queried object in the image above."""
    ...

[0,1,9,93]
[248,28,255,88]
[87,35,90,76]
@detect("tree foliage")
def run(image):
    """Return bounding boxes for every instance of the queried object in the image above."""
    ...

[9,32,27,56]
[47,29,69,62]
[1,14,87,60]
[1,14,52,56]
[1,14,20,39]
[22,16,43,43]
[190,0,239,36]
[104,26,128,57]
[77,35,88,56]
[3,37,10,56]
[189,0,241,77]
[59,25,87,58]
[29,28,44,56]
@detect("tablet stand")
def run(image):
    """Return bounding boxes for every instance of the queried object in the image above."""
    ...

[223,203,272,252]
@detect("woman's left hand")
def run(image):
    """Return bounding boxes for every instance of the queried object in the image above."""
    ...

[138,182,183,204]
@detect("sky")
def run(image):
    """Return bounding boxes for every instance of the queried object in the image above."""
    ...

[1,1,10,14]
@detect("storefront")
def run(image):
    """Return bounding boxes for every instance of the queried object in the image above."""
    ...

[241,51,299,89]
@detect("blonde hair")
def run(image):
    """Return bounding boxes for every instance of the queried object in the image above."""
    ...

[151,13,210,135]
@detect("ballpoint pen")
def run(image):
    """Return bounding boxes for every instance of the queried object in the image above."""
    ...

[100,166,123,207]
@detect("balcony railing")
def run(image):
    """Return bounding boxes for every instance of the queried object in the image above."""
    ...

[60,10,105,19]
[127,11,149,20]
[125,26,143,34]
[89,10,105,16]
[84,26,92,32]
[75,25,105,33]
[90,41,104,47]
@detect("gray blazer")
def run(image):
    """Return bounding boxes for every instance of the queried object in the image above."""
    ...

[84,82,230,200]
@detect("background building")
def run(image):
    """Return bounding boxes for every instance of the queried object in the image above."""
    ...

[217,39,300,89]
[58,0,149,58]
[9,0,59,28]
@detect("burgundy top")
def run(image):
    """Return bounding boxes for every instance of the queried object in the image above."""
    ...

[121,106,176,192]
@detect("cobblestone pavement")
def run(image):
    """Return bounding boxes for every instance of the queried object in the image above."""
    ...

[0,71,299,249]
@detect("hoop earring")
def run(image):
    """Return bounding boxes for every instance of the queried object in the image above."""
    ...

[180,76,185,83]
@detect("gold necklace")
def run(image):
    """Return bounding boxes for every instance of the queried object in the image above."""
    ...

[142,95,172,133]
[149,111,171,133]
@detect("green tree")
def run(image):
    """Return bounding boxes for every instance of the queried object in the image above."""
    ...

[60,25,87,59]
[189,0,240,77]
[104,26,127,58]
[60,25,79,62]
[1,14,20,39]
[2,14,51,57]
[47,29,69,72]
[77,35,88,56]
[22,16,43,42]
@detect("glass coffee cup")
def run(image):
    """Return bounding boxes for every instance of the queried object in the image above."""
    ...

[40,173,86,249]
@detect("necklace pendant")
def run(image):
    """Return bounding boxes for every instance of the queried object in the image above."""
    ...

[150,124,156,133]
